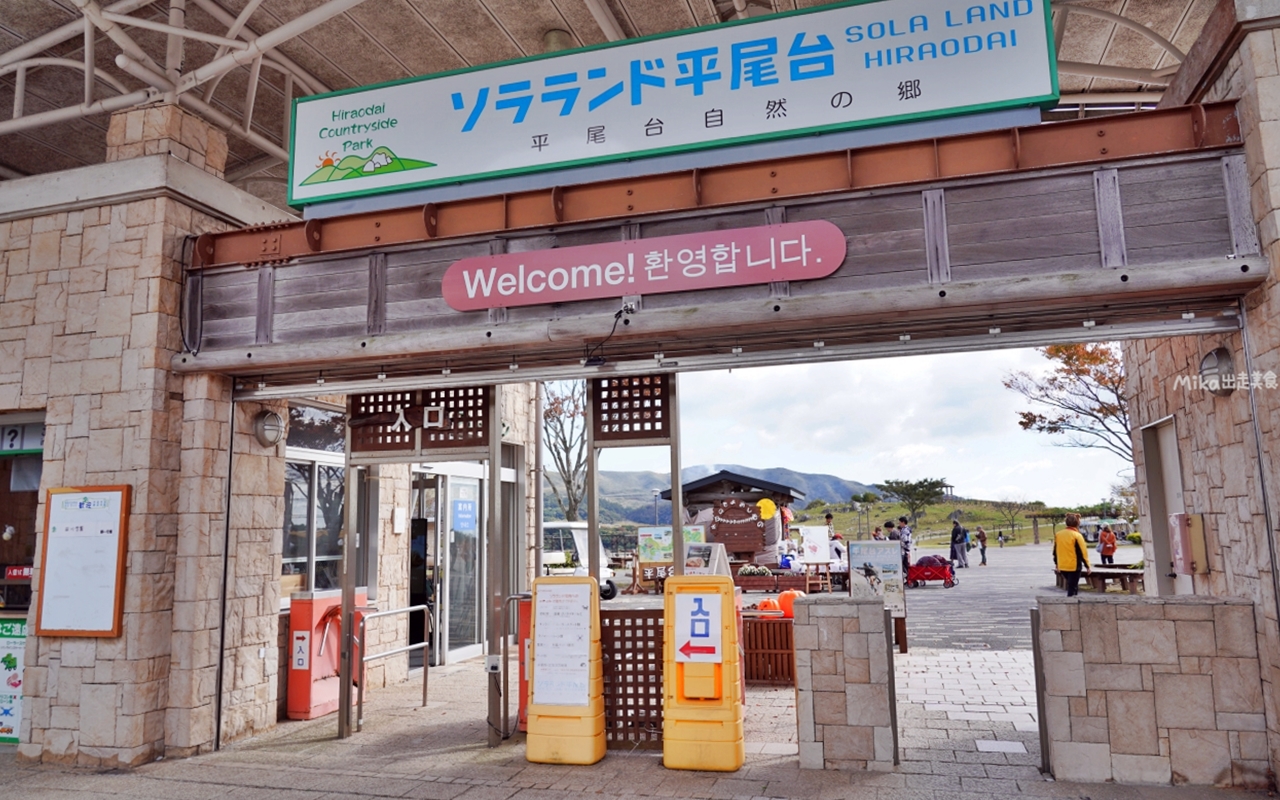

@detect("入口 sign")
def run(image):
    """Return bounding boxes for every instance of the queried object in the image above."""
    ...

[288,0,1056,205]
[442,221,845,311]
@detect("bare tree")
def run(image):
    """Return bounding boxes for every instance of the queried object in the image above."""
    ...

[1004,343,1132,462]
[991,498,1029,538]
[543,381,588,521]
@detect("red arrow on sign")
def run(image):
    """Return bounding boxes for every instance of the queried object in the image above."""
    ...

[679,640,717,658]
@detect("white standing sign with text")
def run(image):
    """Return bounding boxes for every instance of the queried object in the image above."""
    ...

[532,583,592,706]
[289,0,1055,204]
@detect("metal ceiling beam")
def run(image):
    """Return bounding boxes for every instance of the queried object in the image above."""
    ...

[583,0,626,41]
[1057,92,1164,106]
[101,10,248,49]
[0,0,157,70]
[186,0,330,95]
[1058,61,1171,86]
[1053,2,1187,62]
[0,88,156,137]
[114,53,290,160]
[0,58,130,96]
[69,0,165,77]
[172,0,371,96]
[200,0,267,102]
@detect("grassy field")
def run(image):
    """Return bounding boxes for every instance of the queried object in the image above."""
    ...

[598,498,1118,554]
[810,499,1051,547]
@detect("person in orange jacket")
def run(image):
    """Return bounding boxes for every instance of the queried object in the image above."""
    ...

[1098,524,1118,565]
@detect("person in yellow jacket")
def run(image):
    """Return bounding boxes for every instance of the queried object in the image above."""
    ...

[1054,512,1092,597]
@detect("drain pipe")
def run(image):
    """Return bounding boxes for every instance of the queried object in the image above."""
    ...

[213,398,236,750]
[1238,301,1280,636]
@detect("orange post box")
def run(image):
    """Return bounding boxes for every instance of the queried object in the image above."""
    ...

[662,575,744,772]
[287,589,366,721]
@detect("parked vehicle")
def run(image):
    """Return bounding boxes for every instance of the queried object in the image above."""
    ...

[541,522,618,600]
[1079,517,1133,543]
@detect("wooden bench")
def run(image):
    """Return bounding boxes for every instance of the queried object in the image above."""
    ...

[1056,567,1145,594]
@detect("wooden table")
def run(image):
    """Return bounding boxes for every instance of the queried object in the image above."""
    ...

[1056,567,1145,594]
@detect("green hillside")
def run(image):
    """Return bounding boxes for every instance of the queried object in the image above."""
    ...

[300,146,434,185]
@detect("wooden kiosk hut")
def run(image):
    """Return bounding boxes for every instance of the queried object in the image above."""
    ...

[660,470,805,565]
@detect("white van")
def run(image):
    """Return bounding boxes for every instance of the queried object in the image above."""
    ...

[542,521,617,600]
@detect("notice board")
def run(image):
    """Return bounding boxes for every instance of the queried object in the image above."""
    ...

[531,581,592,707]
[36,486,131,637]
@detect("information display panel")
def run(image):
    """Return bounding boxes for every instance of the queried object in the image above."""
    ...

[531,581,593,707]
[36,486,131,637]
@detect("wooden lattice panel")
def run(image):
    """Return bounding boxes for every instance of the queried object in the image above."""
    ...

[421,386,489,449]
[600,609,665,750]
[742,617,795,686]
[590,374,672,445]
[349,391,417,453]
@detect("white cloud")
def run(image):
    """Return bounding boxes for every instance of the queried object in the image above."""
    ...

[597,348,1128,506]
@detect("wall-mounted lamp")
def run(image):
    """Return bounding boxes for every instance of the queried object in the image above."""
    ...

[253,410,285,447]
[542,29,574,53]
[1199,347,1236,397]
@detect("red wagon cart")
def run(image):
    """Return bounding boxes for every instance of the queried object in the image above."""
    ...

[906,555,958,588]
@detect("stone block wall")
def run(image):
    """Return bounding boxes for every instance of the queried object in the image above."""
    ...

[363,464,411,690]
[1122,25,1280,775]
[1,103,293,765]
[793,595,895,771]
[1039,596,1267,788]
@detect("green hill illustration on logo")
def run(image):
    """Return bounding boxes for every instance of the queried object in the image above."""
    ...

[301,146,434,185]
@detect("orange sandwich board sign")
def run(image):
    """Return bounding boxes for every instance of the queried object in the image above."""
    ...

[674,592,723,663]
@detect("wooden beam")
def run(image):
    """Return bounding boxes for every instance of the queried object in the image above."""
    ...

[1093,169,1128,269]
[173,256,1260,378]
[922,189,951,286]
[193,103,1242,269]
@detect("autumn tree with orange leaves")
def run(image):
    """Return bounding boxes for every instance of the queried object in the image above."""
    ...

[1003,343,1132,462]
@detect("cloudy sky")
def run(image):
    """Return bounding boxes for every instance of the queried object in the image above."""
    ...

[597,347,1131,508]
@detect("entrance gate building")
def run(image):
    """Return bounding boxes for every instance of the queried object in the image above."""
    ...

[11,0,1280,787]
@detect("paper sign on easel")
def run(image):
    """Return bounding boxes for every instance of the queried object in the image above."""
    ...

[799,526,830,563]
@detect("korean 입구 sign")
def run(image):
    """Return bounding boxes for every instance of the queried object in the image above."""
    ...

[674,592,722,663]
[289,0,1056,205]
[0,619,25,744]
[444,221,844,310]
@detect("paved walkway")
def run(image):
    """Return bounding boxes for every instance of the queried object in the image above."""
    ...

[3,644,1268,800]
[902,542,1142,650]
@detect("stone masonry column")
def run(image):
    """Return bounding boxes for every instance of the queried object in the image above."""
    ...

[17,104,234,767]
[1125,5,1280,776]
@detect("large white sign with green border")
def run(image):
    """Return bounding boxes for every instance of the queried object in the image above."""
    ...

[288,0,1057,206]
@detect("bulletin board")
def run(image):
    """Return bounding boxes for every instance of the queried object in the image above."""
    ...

[35,486,131,637]
[530,579,594,707]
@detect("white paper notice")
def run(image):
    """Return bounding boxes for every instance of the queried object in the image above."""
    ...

[532,582,592,707]
[39,489,126,633]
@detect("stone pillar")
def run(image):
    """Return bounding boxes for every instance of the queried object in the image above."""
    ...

[1039,596,1267,788]
[106,104,229,177]
[792,595,895,770]
[13,104,242,766]
[1125,15,1280,774]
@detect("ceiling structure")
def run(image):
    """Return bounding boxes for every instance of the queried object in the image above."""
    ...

[0,0,1216,213]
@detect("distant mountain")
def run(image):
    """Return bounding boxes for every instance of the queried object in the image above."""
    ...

[544,464,879,523]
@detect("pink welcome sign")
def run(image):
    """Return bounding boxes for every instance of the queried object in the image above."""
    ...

[442,220,846,311]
